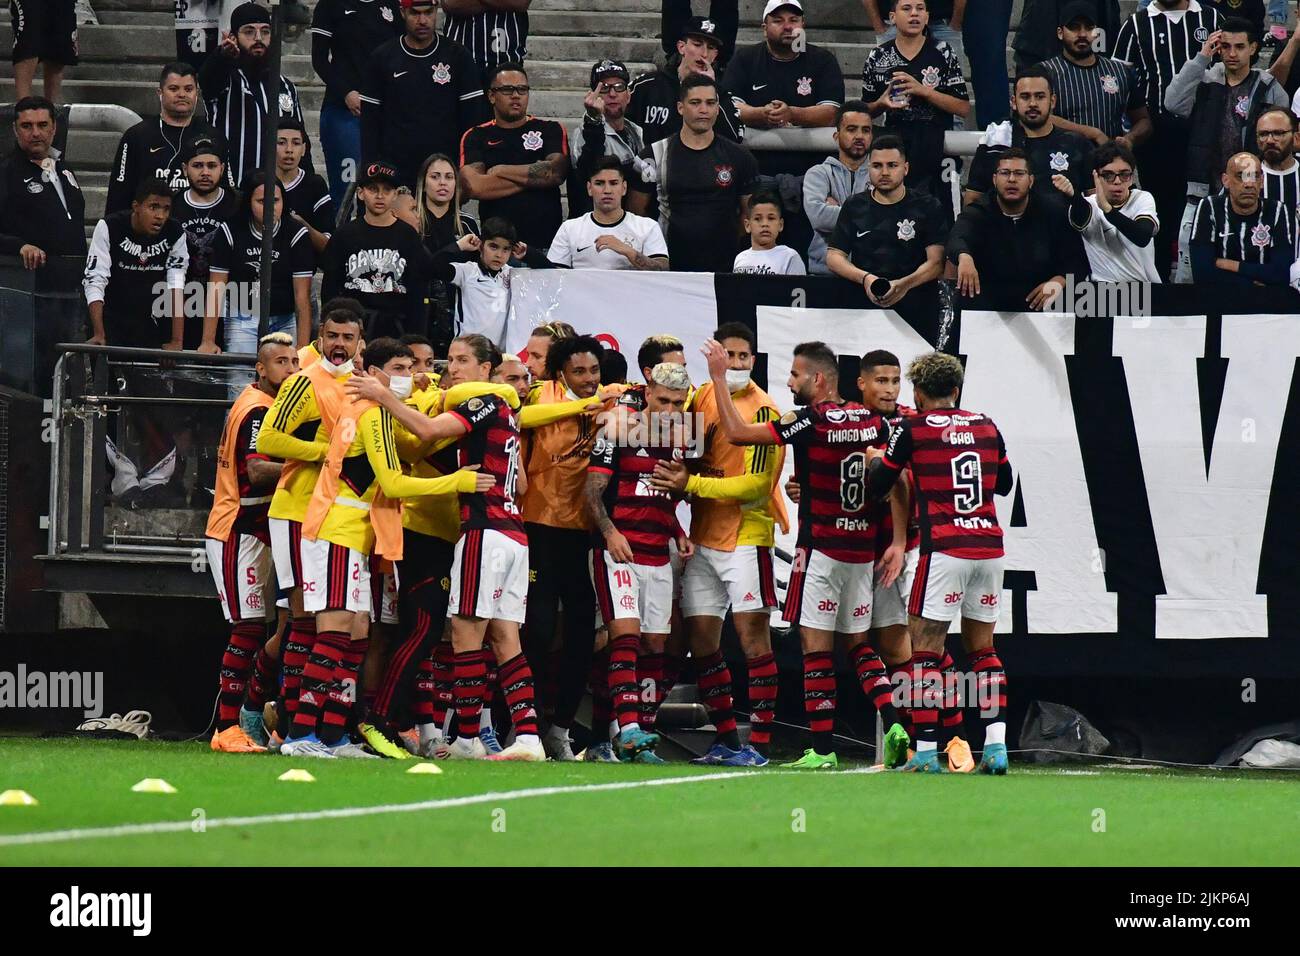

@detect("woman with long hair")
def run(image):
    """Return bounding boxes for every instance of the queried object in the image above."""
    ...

[414,153,479,351]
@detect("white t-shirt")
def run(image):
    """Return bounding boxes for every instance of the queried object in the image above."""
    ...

[732,245,806,275]
[546,211,668,269]
[450,261,511,345]
[1076,189,1161,283]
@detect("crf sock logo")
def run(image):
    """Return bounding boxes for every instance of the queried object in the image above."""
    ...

[50,886,152,936]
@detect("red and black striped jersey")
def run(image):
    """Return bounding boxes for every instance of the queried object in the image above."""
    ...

[589,386,685,567]
[880,407,1007,559]
[448,393,527,545]
[875,402,920,555]
[770,400,888,564]
[232,407,272,541]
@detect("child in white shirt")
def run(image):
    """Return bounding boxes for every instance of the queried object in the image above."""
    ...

[732,190,806,276]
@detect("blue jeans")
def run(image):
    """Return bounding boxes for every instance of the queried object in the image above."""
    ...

[319,102,360,211]
[224,311,294,398]
[963,0,1013,128]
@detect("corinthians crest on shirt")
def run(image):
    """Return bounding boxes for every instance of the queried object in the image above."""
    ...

[521,129,544,151]
[796,76,813,97]
[432,62,452,85]
[896,218,916,241]
[920,66,940,87]
[715,164,734,187]
[1101,73,1120,95]
[1049,151,1069,172]
[1251,223,1272,248]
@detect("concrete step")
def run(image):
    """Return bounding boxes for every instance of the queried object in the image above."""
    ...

[527,9,875,45]
[531,0,874,28]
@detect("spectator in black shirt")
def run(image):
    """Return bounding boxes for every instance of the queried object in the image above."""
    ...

[360,0,485,189]
[629,17,742,146]
[1039,4,1151,147]
[1014,0,1123,66]
[275,119,335,255]
[948,147,1087,308]
[964,66,1093,208]
[414,153,480,350]
[322,160,432,338]
[629,72,758,272]
[826,136,945,314]
[0,96,86,269]
[311,0,403,207]
[171,135,239,347]
[459,63,569,251]
[1191,150,1295,284]
[722,1,844,136]
[106,63,223,215]
[861,0,970,204]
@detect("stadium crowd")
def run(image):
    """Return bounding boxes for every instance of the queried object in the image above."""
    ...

[7,0,1300,768]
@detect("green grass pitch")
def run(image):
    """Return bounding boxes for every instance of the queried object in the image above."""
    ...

[1,738,1296,866]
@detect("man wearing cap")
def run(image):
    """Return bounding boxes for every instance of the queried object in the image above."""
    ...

[722,1,844,141]
[629,17,743,146]
[321,160,431,338]
[310,0,403,208]
[1039,3,1152,147]
[200,1,312,186]
[568,59,647,216]
[662,2,740,66]
[106,62,225,215]
[360,0,485,189]
[171,134,240,340]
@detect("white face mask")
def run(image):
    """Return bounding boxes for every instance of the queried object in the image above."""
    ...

[389,375,413,400]
[725,368,752,392]
[328,357,354,378]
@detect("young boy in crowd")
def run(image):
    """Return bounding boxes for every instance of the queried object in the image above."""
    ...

[732,190,806,276]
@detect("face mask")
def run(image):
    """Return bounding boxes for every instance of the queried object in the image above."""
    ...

[389,375,413,400]
[725,369,752,392]
[328,357,354,378]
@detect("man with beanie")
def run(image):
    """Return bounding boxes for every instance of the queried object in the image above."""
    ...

[568,58,647,216]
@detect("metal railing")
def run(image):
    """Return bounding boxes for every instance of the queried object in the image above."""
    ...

[47,344,257,562]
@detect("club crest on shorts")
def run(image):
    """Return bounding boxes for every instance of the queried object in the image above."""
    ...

[433,62,452,84]
[1251,223,1272,248]
[1049,151,1069,172]
[796,76,813,97]
[897,218,916,241]
[921,65,941,87]
[715,164,734,186]
[1101,74,1119,95]
[521,129,544,151]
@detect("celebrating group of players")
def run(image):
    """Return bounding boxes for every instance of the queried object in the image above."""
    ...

[204,299,1013,773]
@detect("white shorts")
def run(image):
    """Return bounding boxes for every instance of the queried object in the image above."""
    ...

[447,528,529,624]
[909,552,1005,624]
[668,536,684,600]
[268,517,304,593]
[872,546,920,630]
[680,544,778,618]
[299,536,372,615]
[782,547,874,634]
[591,549,675,635]
[206,534,271,623]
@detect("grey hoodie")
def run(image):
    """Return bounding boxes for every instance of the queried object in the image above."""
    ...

[802,155,872,275]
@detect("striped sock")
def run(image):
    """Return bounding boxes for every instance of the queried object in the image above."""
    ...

[320,637,368,745]
[589,647,613,741]
[637,652,667,730]
[292,630,347,739]
[968,647,1007,749]
[909,651,944,751]
[413,657,435,725]
[938,651,966,746]
[498,653,540,737]
[696,651,739,747]
[279,617,314,726]
[803,651,836,755]
[430,641,454,729]
[746,653,779,753]
[217,620,263,728]
[886,662,913,737]
[452,648,488,739]
[851,642,904,728]
[608,635,641,730]
[245,640,279,712]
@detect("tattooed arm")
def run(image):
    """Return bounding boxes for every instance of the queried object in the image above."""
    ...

[488,152,569,189]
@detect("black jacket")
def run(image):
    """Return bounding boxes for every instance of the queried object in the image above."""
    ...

[947,192,1088,300]
[0,151,87,257]
[628,66,742,146]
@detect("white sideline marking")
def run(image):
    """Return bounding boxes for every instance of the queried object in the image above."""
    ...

[0,768,866,848]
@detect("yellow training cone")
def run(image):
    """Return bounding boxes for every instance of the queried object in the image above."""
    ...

[0,789,38,806]
[278,769,316,783]
[130,778,177,794]
[406,762,443,775]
